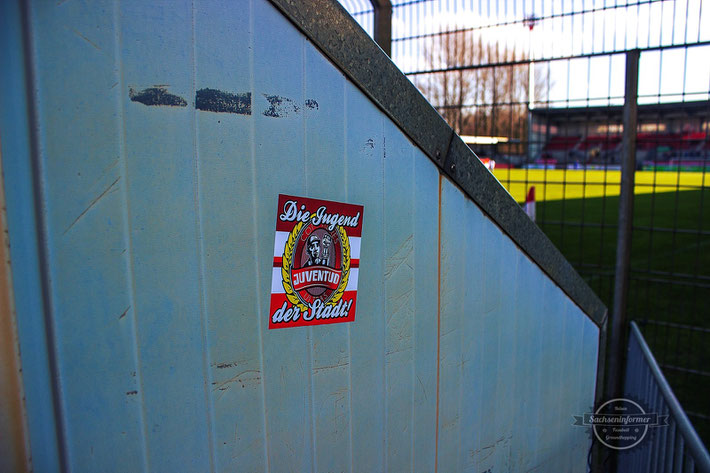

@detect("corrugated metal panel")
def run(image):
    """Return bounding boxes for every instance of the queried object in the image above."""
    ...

[438,179,600,472]
[0,0,601,471]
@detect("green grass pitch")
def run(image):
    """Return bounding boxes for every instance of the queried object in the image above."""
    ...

[493,168,710,445]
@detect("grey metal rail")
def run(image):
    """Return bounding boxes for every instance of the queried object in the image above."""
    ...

[620,322,710,472]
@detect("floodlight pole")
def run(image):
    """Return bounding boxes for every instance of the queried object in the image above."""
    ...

[525,16,536,164]
[527,25,534,111]
[370,0,392,56]
[606,49,640,402]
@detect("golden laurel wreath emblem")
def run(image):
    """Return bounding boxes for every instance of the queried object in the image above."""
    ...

[281,221,351,313]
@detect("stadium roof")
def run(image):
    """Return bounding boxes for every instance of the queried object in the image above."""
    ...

[532,100,710,122]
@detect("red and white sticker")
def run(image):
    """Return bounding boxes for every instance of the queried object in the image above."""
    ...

[269,194,363,329]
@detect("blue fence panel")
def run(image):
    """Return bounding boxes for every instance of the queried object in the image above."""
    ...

[620,322,710,473]
[1,0,604,471]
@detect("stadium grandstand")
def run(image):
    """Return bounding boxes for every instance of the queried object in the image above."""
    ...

[529,100,710,169]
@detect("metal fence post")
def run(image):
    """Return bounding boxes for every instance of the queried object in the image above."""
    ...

[370,0,391,56]
[606,49,640,402]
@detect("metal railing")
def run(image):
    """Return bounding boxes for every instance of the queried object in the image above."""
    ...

[620,321,710,472]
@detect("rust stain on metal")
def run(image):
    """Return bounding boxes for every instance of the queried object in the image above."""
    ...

[0,150,29,471]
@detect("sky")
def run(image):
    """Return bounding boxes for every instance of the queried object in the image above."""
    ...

[340,0,710,107]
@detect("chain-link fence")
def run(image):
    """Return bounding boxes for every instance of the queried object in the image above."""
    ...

[339,0,710,447]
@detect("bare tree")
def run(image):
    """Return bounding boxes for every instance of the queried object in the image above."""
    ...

[415,27,548,154]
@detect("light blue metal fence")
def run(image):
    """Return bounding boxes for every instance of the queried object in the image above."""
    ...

[0,0,608,471]
[620,321,710,472]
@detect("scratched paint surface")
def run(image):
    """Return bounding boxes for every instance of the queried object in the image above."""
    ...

[6,0,599,471]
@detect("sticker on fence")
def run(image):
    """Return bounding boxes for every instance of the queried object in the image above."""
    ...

[269,194,363,329]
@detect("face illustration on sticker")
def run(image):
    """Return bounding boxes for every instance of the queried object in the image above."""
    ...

[300,228,336,269]
[291,224,343,305]
[305,234,321,266]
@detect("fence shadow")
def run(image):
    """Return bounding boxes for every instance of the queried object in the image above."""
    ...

[534,189,710,446]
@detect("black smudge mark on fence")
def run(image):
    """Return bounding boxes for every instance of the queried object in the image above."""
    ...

[129,87,187,107]
[263,94,300,117]
[196,88,251,114]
